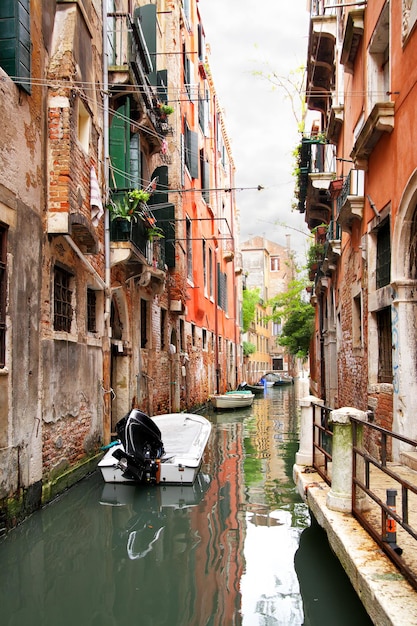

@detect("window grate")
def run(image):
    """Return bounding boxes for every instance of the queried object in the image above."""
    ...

[377,307,392,383]
[87,289,97,333]
[376,220,391,289]
[54,267,73,333]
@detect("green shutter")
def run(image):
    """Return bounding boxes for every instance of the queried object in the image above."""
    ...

[109,99,130,189]
[188,129,199,179]
[136,4,156,85]
[0,0,31,93]
[150,166,175,268]
[203,159,210,203]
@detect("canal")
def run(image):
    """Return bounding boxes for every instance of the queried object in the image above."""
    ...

[0,383,374,626]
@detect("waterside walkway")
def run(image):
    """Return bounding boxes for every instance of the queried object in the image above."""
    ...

[294,463,417,626]
[293,395,417,626]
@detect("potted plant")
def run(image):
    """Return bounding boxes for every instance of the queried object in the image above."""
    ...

[158,104,174,119]
[146,225,165,242]
[108,188,150,224]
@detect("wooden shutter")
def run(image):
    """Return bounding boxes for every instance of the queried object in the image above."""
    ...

[150,166,175,268]
[109,100,130,189]
[136,4,156,85]
[0,0,31,93]
[187,129,199,180]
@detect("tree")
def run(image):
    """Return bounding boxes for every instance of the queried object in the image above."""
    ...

[268,278,314,358]
[242,287,260,333]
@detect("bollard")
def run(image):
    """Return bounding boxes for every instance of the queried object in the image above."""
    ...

[384,489,403,555]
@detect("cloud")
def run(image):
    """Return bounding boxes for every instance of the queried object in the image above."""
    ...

[199,0,311,262]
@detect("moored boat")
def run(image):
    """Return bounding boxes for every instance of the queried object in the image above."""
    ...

[238,382,265,395]
[210,391,255,409]
[98,410,212,485]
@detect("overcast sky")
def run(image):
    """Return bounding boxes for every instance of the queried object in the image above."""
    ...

[198,0,311,263]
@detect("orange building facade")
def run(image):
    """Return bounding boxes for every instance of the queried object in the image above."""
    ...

[302,1,417,458]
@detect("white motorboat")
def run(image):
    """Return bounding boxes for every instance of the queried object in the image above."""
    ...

[98,410,212,485]
[210,391,255,409]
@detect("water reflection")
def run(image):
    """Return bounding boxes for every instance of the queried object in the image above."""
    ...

[0,383,373,626]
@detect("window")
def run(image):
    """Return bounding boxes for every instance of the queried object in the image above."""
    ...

[186,217,193,280]
[376,219,391,289]
[368,4,390,111]
[209,247,213,298]
[217,265,227,312]
[140,299,148,348]
[202,239,207,294]
[191,323,196,347]
[352,293,362,348]
[54,266,73,333]
[377,307,392,383]
[180,318,185,352]
[77,99,91,153]
[0,226,7,367]
[200,149,209,202]
[184,121,198,179]
[0,0,31,93]
[130,132,141,189]
[202,328,207,350]
[87,289,97,333]
[182,42,193,96]
[270,256,280,271]
[160,308,166,349]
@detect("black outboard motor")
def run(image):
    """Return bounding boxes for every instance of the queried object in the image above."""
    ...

[113,410,165,484]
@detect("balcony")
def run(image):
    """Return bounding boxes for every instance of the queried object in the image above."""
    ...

[306,7,336,114]
[297,137,336,229]
[341,9,365,73]
[350,102,395,168]
[110,208,166,287]
[336,169,365,232]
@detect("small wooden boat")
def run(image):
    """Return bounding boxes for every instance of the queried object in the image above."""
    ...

[238,382,265,395]
[210,391,255,409]
[273,375,294,386]
[98,410,212,485]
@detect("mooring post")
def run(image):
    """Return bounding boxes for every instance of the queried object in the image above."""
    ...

[327,407,367,512]
[296,395,324,466]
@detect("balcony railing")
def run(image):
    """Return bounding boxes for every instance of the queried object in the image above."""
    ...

[336,168,365,231]
[110,218,166,270]
[310,0,337,16]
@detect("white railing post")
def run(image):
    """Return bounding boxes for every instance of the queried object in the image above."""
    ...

[296,396,324,466]
[327,407,367,512]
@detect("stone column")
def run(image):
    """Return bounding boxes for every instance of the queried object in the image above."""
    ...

[327,407,367,512]
[295,395,324,466]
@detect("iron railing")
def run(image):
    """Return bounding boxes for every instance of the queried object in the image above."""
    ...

[351,418,417,590]
[336,169,365,217]
[312,402,333,485]
[310,0,338,16]
[110,219,166,270]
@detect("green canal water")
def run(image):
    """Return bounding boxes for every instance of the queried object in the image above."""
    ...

[0,383,373,625]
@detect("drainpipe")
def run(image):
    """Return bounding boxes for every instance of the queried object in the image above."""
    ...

[102,3,112,443]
